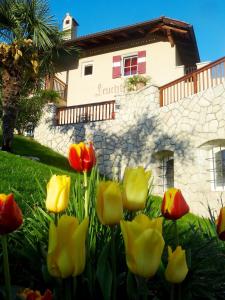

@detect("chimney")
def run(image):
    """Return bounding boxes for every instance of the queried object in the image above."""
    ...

[63,13,79,40]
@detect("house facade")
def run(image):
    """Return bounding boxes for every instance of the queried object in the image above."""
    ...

[36,15,225,216]
[53,14,203,106]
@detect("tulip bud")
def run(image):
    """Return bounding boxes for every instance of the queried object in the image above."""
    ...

[161,188,189,220]
[46,175,71,213]
[68,142,96,172]
[216,207,225,240]
[96,181,123,226]
[122,167,151,211]
[47,215,89,278]
[0,194,23,235]
[165,246,188,283]
[120,214,164,278]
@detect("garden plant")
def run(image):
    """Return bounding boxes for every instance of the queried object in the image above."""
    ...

[0,141,225,300]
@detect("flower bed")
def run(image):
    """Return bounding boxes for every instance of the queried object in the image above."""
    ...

[1,141,225,300]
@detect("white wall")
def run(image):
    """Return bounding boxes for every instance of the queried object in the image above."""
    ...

[56,41,185,106]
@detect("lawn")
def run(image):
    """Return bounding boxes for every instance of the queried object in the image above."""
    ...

[0,134,77,208]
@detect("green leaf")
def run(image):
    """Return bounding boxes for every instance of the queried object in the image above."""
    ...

[96,241,112,300]
[126,271,138,300]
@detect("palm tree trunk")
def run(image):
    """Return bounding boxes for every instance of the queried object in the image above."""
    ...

[1,69,21,152]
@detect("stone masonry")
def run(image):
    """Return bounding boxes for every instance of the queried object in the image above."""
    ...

[34,83,225,216]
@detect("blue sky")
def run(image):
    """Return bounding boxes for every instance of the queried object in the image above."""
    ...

[49,0,225,62]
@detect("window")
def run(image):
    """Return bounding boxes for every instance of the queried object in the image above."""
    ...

[162,157,174,191]
[209,146,225,191]
[123,55,138,76]
[157,153,174,192]
[82,63,93,77]
[84,65,93,76]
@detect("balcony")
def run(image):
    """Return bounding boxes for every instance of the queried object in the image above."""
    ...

[45,76,68,106]
[56,100,115,125]
[160,56,225,106]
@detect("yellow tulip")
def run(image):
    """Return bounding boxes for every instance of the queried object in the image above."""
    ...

[46,175,71,213]
[122,167,151,211]
[47,215,89,278]
[96,181,123,226]
[120,214,164,278]
[165,246,188,283]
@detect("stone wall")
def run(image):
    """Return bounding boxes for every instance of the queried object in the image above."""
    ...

[34,83,225,216]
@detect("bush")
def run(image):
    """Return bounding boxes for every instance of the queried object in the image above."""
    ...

[0,89,59,136]
[15,90,59,135]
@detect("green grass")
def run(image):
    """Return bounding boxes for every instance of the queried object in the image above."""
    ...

[0,134,77,206]
[0,134,71,171]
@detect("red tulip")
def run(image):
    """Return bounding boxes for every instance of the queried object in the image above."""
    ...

[161,188,189,220]
[18,288,52,300]
[68,142,96,172]
[0,193,23,235]
[216,207,225,241]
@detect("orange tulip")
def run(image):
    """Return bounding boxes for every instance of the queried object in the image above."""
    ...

[0,193,23,235]
[161,188,189,220]
[216,207,225,241]
[68,142,96,172]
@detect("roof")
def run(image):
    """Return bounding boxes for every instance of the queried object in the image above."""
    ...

[64,16,200,62]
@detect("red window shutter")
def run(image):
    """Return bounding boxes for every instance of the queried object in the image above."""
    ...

[138,51,146,74]
[112,55,121,78]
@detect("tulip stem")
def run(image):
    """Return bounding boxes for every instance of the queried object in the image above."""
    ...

[64,277,72,300]
[174,220,179,245]
[111,227,117,300]
[170,284,175,300]
[54,213,59,226]
[1,235,12,300]
[72,277,77,298]
[83,171,88,217]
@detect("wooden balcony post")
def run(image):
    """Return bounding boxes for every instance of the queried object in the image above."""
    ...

[159,88,163,107]
[193,73,197,94]
[55,108,60,125]
[49,76,54,90]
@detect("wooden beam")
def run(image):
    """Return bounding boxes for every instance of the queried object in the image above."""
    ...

[136,28,145,34]
[166,29,175,47]
[105,35,114,41]
[161,25,188,34]
[90,38,100,44]
[120,32,129,38]
[75,41,86,46]
[148,26,161,34]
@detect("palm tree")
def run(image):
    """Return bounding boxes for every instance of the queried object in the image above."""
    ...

[0,0,65,151]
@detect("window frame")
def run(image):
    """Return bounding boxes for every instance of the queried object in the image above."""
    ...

[209,145,225,191]
[122,54,138,77]
[82,62,94,77]
[157,153,174,192]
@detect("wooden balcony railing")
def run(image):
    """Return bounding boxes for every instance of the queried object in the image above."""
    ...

[45,76,68,101]
[56,100,115,125]
[160,56,225,106]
